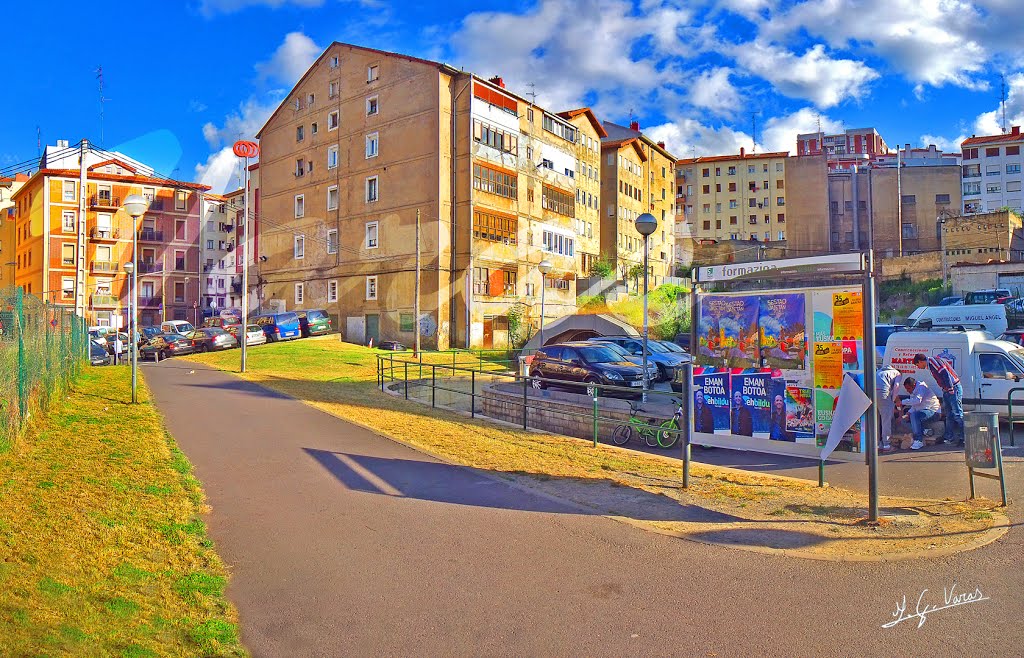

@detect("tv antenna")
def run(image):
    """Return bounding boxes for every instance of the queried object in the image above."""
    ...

[525,82,536,105]
[816,112,822,134]
[1001,74,1008,134]
[36,126,41,158]
[750,110,762,153]
[95,66,111,146]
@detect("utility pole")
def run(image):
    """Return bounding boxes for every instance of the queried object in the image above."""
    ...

[896,149,903,257]
[76,140,89,319]
[241,154,250,373]
[414,209,421,356]
[1001,74,1008,134]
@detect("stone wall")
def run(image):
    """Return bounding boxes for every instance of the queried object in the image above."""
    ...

[879,252,943,282]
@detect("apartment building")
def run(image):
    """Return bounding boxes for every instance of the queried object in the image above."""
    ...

[674,149,790,244]
[796,127,889,171]
[942,209,1024,264]
[961,126,1023,215]
[11,141,207,327]
[599,121,676,284]
[256,42,603,349]
[200,193,239,314]
[558,108,605,276]
[0,173,28,287]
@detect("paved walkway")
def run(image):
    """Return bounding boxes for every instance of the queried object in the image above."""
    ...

[144,361,1024,657]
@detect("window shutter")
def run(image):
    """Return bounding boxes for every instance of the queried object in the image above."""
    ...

[473,120,482,141]
[489,269,504,297]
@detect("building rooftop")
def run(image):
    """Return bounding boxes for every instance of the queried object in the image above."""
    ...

[962,126,1023,147]
[676,149,789,165]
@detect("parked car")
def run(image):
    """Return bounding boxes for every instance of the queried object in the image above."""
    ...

[243,324,267,346]
[378,341,407,351]
[101,332,129,356]
[529,342,647,396]
[965,289,1012,305]
[89,339,111,366]
[997,329,1024,346]
[673,333,692,352]
[251,312,302,342]
[202,316,242,334]
[938,296,964,306]
[586,336,687,381]
[139,326,163,345]
[140,333,198,361]
[186,327,239,352]
[296,309,332,337]
[161,320,195,334]
[592,342,659,381]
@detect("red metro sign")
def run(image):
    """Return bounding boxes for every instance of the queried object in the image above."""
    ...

[232,141,260,158]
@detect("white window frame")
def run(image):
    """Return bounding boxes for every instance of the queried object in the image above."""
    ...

[61,210,76,233]
[365,275,378,300]
[329,81,338,98]
[61,276,75,299]
[327,185,339,211]
[367,65,379,82]
[294,194,305,218]
[365,221,379,249]
[365,132,379,159]
[328,111,339,131]
[366,176,379,203]
[328,279,338,303]
[366,95,378,116]
[62,180,76,202]
[295,282,304,304]
[330,55,339,68]
[327,145,339,169]
[327,228,339,254]
[294,234,305,260]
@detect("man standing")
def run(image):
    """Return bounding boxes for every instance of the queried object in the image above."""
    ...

[902,376,941,450]
[731,390,753,436]
[694,389,715,434]
[876,364,902,451]
[913,353,964,446]
[113,334,124,366]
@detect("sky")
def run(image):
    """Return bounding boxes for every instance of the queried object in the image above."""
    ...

[3,0,1023,194]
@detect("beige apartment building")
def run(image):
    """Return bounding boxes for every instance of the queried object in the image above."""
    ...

[257,42,603,349]
[599,122,676,284]
[942,209,1024,264]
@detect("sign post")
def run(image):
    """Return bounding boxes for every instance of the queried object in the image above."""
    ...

[233,140,260,373]
[965,412,1008,506]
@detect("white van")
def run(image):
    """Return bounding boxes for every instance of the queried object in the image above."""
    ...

[909,304,1007,337]
[160,320,195,335]
[882,329,1024,416]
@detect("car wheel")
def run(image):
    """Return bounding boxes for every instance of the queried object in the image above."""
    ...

[530,371,546,389]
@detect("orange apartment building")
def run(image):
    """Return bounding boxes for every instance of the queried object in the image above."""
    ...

[1,174,28,287]
[11,141,208,327]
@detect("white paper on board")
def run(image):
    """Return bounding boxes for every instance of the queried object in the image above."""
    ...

[821,374,872,460]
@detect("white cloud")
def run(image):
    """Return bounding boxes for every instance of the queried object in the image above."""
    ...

[646,120,752,159]
[760,108,843,153]
[919,133,967,152]
[255,31,322,85]
[195,147,244,194]
[919,72,1024,152]
[688,68,741,116]
[734,42,879,108]
[198,0,325,17]
[202,96,281,149]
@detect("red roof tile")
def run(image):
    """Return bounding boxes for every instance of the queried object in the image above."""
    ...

[961,128,1023,147]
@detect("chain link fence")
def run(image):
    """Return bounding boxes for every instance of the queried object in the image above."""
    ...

[0,287,87,448]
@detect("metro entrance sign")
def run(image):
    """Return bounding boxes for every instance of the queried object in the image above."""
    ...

[695,253,864,284]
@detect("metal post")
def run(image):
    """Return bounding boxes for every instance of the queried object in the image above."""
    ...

[240,155,251,373]
[404,362,409,400]
[131,215,139,403]
[818,461,825,488]
[642,235,650,403]
[968,466,976,499]
[592,388,599,447]
[414,208,421,357]
[682,361,691,489]
[471,370,476,418]
[996,444,1007,507]
[522,375,528,429]
[862,250,880,521]
[539,277,547,346]
[15,287,26,422]
[431,365,436,408]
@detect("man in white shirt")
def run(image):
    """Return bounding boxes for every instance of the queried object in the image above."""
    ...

[902,376,940,450]
[113,335,124,366]
[876,365,902,451]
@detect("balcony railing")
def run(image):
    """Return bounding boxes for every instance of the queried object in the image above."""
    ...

[138,296,159,307]
[139,261,162,274]
[92,294,118,306]
[90,227,120,240]
[90,194,120,208]
[138,229,164,241]
[91,260,115,272]
[150,200,164,211]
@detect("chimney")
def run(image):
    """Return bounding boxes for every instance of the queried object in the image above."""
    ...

[657,141,665,149]
[629,120,640,132]
[488,76,505,89]
[1013,126,1021,136]
[740,147,745,157]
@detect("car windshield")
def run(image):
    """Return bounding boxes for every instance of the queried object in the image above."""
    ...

[657,341,683,353]
[162,333,184,341]
[645,341,669,353]
[1007,349,1024,372]
[578,345,624,363]
[247,325,261,332]
[597,342,630,358]
[207,328,226,335]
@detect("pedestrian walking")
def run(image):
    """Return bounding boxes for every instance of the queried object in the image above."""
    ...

[876,364,902,451]
[901,376,941,450]
[113,334,124,366]
[913,353,964,446]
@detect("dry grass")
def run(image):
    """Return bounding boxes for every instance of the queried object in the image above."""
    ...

[0,366,245,657]
[184,338,1005,559]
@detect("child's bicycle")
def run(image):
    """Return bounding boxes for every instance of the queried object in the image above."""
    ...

[611,399,684,449]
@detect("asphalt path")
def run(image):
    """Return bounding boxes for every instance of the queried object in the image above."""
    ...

[144,360,1024,657]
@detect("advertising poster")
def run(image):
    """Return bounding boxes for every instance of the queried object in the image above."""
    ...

[697,295,759,369]
[692,370,731,434]
[841,340,863,371]
[831,291,863,340]
[731,372,787,439]
[814,387,864,452]
[785,385,816,443]
[758,293,807,370]
[813,342,844,389]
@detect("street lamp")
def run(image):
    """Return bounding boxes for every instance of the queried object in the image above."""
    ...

[123,194,149,404]
[538,259,553,346]
[635,212,658,402]
[123,261,134,371]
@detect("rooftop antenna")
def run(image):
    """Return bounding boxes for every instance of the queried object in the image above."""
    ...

[95,66,111,146]
[526,82,536,106]
[36,126,41,158]
[1001,74,1008,134]
[750,110,762,153]
[816,113,822,134]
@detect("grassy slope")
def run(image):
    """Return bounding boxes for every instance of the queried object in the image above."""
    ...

[0,366,246,657]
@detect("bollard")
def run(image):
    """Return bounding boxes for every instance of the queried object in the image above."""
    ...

[431,365,436,408]
[818,460,825,487]
[522,375,528,430]
[592,387,599,447]
[471,370,476,418]
[404,362,409,399]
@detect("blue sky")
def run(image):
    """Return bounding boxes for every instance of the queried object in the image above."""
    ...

[3,0,1023,193]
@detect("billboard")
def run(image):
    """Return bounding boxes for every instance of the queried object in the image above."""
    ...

[693,369,731,434]
[696,295,758,369]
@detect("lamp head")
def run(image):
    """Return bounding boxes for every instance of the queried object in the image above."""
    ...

[538,259,553,275]
[635,212,658,237]
[122,194,149,219]
[123,261,134,274]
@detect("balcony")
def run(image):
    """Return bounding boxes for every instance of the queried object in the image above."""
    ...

[963,172,981,179]
[91,294,118,307]
[91,260,115,273]
[138,229,164,242]
[90,194,120,209]
[90,227,120,241]
[139,261,162,274]
[138,296,159,307]
[150,200,164,211]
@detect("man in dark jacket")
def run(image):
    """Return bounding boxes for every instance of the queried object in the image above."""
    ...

[731,390,753,436]
[694,389,715,433]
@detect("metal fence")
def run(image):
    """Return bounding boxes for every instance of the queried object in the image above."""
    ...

[0,287,87,447]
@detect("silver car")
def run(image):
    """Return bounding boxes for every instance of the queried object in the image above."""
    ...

[244,324,267,346]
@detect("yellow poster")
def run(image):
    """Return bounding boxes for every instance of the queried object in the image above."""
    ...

[832,291,863,340]
[813,342,844,389]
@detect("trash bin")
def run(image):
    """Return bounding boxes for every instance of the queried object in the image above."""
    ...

[964,411,999,469]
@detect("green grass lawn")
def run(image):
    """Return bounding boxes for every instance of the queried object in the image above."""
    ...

[0,365,246,657]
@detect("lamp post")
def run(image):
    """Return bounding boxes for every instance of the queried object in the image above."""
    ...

[635,213,658,402]
[123,261,134,369]
[538,259,552,346]
[123,194,149,404]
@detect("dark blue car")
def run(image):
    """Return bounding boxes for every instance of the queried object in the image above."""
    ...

[252,312,302,342]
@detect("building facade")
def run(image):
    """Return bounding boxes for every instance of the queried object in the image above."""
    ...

[11,141,206,327]
[961,126,1023,215]
[942,209,1024,266]
[256,42,603,349]
[0,174,28,287]
[796,127,889,171]
[781,154,829,257]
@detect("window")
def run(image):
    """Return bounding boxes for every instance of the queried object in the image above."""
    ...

[365,132,379,158]
[541,114,577,143]
[294,235,305,259]
[295,283,304,305]
[777,197,785,206]
[296,125,304,142]
[777,213,785,223]
[748,165,755,174]
[1008,181,1022,193]
[473,210,517,245]
[399,313,414,332]
[61,210,75,233]
[986,147,1001,157]
[307,93,315,107]
[1008,164,1022,174]
[473,267,490,295]
[776,163,783,172]
[175,190,187,210]
[327,229,338,254]
[545,277,569,290]
[62,180,76,201]
[365,222,378,249]
[987,183,1002,194]
[294,194,305,218]
[295,159,305,177]
[901,195,916,204]
[365,176,379,203]
[207,239,214,250]
[311,122,318,135]
[328,280,338,303]
[329,81,338,98]
[473,119,518,155]
[327,185,339,211]
[987,165,1001,176]
[174,282,185,303]
[367,65,379,82]
[174,250,186,271]
[328,145,338,169]
[330,54,339,68]
[935,193,951,204]
[503,270,517,296]
[730,215,738,225]
[365,276,377,300]
[61,243,75,265]
[366,96,378,116]
[472,164,517,199]
[328,111,339,130]
[1006,145,1020,156]
[542,185,574,217]
[541,230,574,256]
